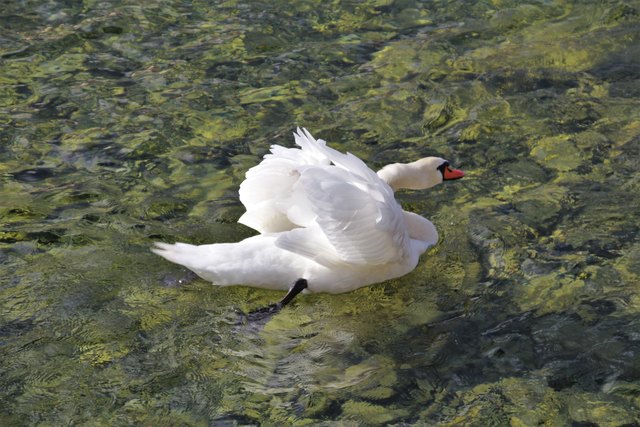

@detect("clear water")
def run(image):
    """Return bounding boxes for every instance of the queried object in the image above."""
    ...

[2,0,640,425]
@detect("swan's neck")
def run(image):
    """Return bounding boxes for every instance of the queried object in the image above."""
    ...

[377,161,439,191]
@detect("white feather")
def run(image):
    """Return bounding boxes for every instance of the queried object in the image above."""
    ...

[153,128,457,294]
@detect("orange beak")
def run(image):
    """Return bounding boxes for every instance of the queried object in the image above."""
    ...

[443,167,465,180]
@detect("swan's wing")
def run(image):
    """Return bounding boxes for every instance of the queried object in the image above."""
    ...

[276,165,410,266]
[238,129,331,233]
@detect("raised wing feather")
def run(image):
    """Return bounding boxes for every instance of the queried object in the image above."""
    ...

[240,128,410,266]
[276,165,410,266]
[238,129,330,233]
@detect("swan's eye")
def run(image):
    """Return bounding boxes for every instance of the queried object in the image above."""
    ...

[437,162,449,176]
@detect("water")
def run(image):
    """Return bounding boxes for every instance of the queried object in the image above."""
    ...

[1,0,640,425]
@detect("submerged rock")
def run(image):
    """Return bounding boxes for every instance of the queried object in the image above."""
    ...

[529,134,584,172]
[341,400,409,425]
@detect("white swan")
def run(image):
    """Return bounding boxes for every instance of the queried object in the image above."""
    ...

[152,128,463,307]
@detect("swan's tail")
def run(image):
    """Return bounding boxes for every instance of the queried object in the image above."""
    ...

[151,237,297,290]
[152,241,230,285]
[152,242,205,271]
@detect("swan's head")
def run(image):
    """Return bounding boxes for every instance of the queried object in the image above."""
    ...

[377,156,464,191]
[414,157,465,188]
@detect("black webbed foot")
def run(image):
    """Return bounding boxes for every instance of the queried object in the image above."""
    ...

[242,278,308,323]
[246,302,283,322]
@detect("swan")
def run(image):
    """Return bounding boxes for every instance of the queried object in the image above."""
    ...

[152,128,464,310]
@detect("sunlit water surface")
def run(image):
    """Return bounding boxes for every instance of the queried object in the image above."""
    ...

[1,0,640,425]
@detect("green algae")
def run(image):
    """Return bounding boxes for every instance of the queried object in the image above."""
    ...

[342,400,409,424]
[323,355,398,400]
[431,376,640,426]
[530,135,585,172]
[2,0,640,425]
[370,40,449,82]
